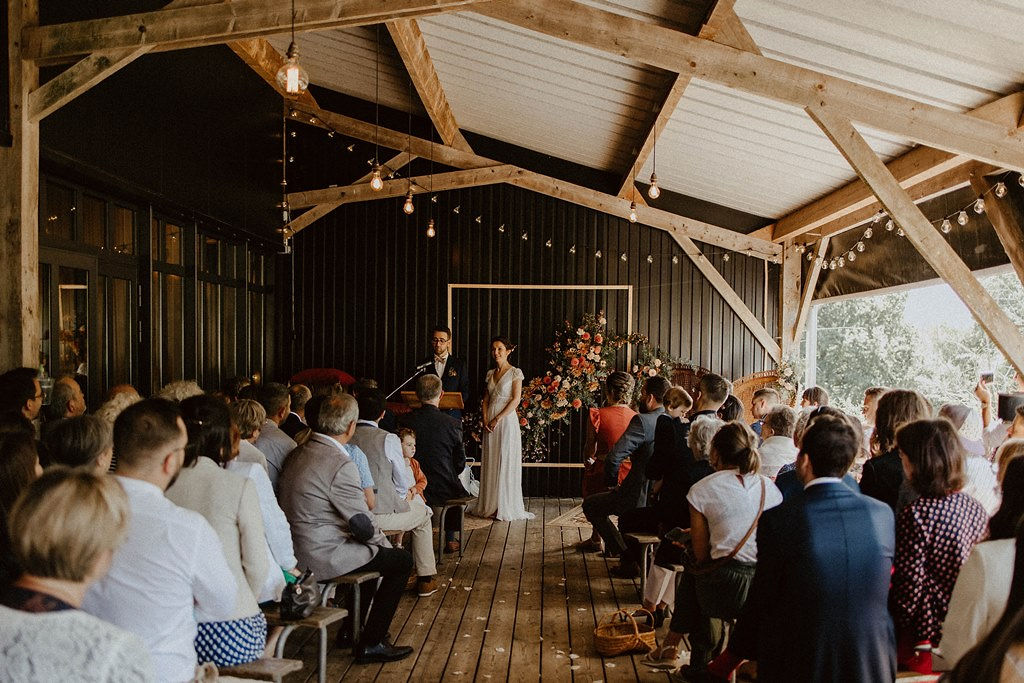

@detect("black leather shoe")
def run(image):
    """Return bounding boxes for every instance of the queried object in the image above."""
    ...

[355,642,414,663]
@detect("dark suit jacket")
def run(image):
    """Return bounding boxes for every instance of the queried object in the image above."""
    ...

[422,354,470,420]
[775,468,859,500]
[859,449,905,514]
[398,404,469,506]
[645,414,696,530]
[731,482,896,683]
[605,407,665,507]
[280,412,307,440]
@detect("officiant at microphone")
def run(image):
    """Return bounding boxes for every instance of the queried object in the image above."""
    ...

[422,325,470,422]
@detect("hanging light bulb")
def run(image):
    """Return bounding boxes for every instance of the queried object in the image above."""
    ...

[647,172,660,199]
[722,253,730,262]
[856,241,865,252]
[873,212,884,225]
[498,224,505,233]
[796,244,807,254]
[885,219,894,231]
[995,182,1008,198]
[1018,174,1024,188]
[838,256,845,268]
[897,227,905,237]
[864,226,873,239]
[545,239,553,248]
[595,250,603,259]
[646,255,654,263]
[402,190,414,215]
[369,163,384,191]
[974,197,986,214]
[628,201,638,223]
[620,253,628,262]
[957,210,969,226]
[672,255,679,264]
[521,232,529,241]
[426,219,436,238]
[569,244,576,254]
[847,251,857,262]
[806,251,814,261]
[276,42,310,95]
[940,218,952,234]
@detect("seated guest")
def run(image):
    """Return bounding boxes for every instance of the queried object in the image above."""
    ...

[352,379,398,433]
[83,399,237,683]
[42,415,114,473]
[254,382,298,488]
[860,389,932,513]
[281,384,311,439]
[0,431,43,586]
[613,386,694,578]
[224,415,295,604]
[156,380,204,403]
[713,415,896,682]
[637,414,723,637]
[307,395,377,511]
[774,409,861,499]
[278,395,414,663]
[653,422,782,676]
[398,375,470,552]
[998,439,1024,485]
[94,390,141,428]
[0,468,153,681]
[757,405,798,478]
[166,395,268,668]
[749,388,780,438]
[717,394,743,422]
[943,521,1024,682]
[229,399,270,472]
[222,376,251,403]
[941,403,1000,515]
[938,456,1024,669]
[352,389,438,597]
[0,367,43,424]
[40,375,86,424]
[398,428,428,504]
[890,419,988,673]
[579,371,637,552]
[582,375,674,558]
[800,386,829,409]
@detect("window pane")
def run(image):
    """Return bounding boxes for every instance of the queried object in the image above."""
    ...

[249,291,263,376]
[151,217,160,259]
[201,236,219,275]
[164,223,182,265]
[221,286,237,380]
[112,206,134,255]
[57,267,89,382]
[249,253,263,286]
[44,181,75,241]
[109,278,133,391]
[39,264,52,378]
[202,282,220,387]
[81,195,105,249]
[161,273,184,387]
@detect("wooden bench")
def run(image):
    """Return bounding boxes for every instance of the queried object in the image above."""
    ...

[219,657,303,682]
[435,495,476,559]
[320,571,382,647]
[382,529,405,549]
[623,532,661,595]
[263,605,347,683]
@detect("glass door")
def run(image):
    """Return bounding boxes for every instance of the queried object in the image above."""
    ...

[39,249,99,407]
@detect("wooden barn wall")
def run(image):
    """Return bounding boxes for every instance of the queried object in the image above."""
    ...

[279,184,779,495]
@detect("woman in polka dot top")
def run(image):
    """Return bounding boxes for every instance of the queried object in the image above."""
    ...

[890,419,988,674]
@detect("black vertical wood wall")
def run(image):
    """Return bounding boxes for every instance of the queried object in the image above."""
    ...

[279,184,779,495]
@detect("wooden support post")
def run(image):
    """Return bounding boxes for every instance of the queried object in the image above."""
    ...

[809,103,1024,376]
[793,238,829,345]
[779,242,801,357]
[0,0,41,369]
[969,169,1024,290]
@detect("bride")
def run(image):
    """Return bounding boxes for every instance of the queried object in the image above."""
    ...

[472,336,534,521]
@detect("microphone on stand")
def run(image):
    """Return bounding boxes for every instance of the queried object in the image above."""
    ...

[386,361,435,400]
[415,361,432,371]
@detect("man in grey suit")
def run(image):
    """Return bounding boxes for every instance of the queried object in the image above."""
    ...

[277,394,414,664]
[582,375,671,558]
[255,382,298,488]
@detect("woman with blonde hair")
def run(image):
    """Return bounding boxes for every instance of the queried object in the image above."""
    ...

[0,467,153,681]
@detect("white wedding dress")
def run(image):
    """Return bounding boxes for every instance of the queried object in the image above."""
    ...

[474,366,534,521]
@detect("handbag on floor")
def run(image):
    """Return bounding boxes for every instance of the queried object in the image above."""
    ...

[280,568,320,621]
[594,608,658,656]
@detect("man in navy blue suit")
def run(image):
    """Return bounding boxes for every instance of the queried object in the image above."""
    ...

[421,325,470,423]
[719,415,896,682]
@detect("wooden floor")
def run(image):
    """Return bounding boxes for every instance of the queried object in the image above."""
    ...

[281,498,674,682]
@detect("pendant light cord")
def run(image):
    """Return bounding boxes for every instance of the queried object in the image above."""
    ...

[290,0,295,44]
[374,24,380,164]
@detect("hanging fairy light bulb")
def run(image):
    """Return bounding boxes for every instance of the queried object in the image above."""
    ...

[994,182,1008,198]
[672,255,679,264]
[620,253,628,262]
[796,244,807,254]
[885,219,895,231]
[595,250,603,259]
[426,219,436,238]
[569,244,576,254]
[275,0,309,96]
[856,241,866,252]
[806,251,814,261]
[838,256,845,268]
[873,212,884,225]
[722,253,730,262]
[370,163,384,191]
[973,197,986,214]
[1018,174,1024,188]
[957,210,969,226]
[545,239,553,248]
[897,227,905,237]
[864,226,873,239]
[940,218,952,234]
[847,251,856,262]
[647,172,660,199]
[646,255,654,263]
[628,201,638,223]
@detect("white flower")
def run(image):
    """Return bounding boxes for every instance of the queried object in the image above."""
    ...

[782,366,793,377]
[653,358,662,367]
[600,361,607,367]
[782,381,794,391]
[553,375,561,382]
[556,398,568,407]
[527,412,534,418]
[576,328,585,336]
[632,365,639,372]
[598,317,607,325]
[648,368,657,377]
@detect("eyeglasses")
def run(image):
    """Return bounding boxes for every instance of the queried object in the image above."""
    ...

[430,338,449,344]
[33,393,43,400]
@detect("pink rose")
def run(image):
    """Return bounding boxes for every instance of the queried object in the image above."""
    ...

[594,334,603,343]
[520,417,528,426]
[571,398,582,409]
[570,357,581,367]
[582,332,591,340]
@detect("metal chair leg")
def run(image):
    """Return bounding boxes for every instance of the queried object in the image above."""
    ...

[437,505,448,560]
[457,505,465,558]
[274,624,296,658]
[351,586,361,648]
[318,624,327,683]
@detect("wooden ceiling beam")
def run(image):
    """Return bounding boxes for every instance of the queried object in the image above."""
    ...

[793,237,829,344]
[386,19,473,153]
[970,169,1024,289]
[24,0,475,64]
[774,92,1024,243]
[808,102,1024,375]
[473,0,1024,174]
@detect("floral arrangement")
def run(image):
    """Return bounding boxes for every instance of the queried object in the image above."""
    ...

[627,345,700,407]
[769,356,803,404]
[518,312,645,460]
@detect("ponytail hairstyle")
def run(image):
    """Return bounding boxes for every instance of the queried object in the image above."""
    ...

[710,421,761,475]
[179,394,234,467]
[604,371,635,406]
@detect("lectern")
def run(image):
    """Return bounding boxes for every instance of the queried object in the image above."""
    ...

[400,391,465,410]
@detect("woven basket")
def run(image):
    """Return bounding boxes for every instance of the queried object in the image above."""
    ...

[594,609,657,656]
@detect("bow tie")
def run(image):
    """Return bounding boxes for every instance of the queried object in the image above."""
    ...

[434,356,447,364]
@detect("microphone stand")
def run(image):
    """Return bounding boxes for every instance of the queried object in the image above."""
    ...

[386,364,431,401]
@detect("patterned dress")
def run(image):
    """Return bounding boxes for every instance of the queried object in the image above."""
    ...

[890,492,988,644]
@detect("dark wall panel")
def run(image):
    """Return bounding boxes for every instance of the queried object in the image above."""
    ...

[279,184,778,495]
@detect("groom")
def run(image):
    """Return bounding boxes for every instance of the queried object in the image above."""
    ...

[422,325,471,422]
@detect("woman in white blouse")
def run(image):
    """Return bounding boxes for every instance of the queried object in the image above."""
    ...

[166,394,268,668]
[649,421,782,674]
